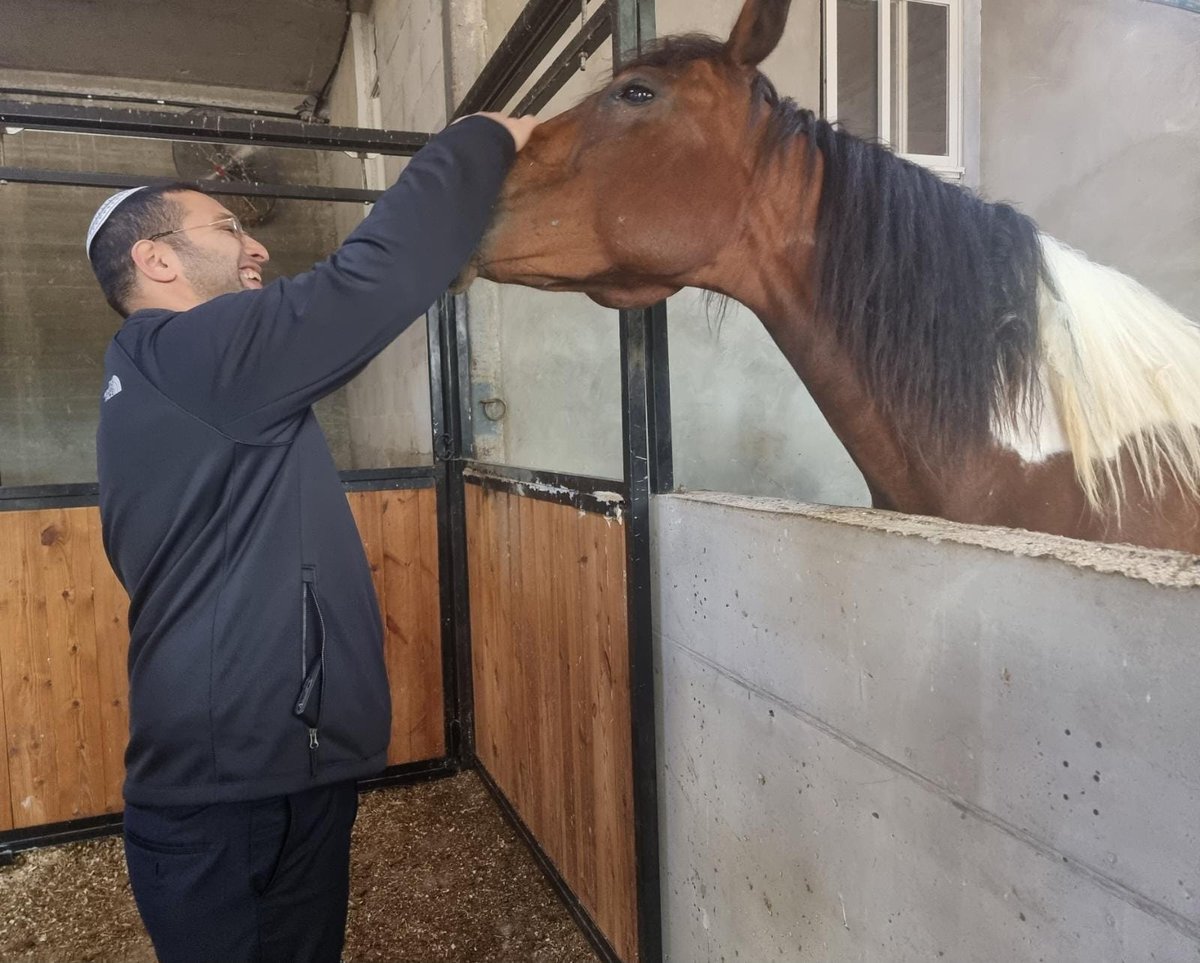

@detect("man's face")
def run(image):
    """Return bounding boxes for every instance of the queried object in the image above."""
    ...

[166,191,270,301]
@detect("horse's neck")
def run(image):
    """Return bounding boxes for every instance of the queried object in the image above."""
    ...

[697,172,953,514]
[752,295,951,513]
[718,235,1200,550]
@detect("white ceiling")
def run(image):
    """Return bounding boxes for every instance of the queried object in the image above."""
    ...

[0,0,352,96]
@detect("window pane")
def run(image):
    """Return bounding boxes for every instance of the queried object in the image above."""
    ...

[905,1,949,155]
[465,283,622,480]
[836,0,879,139]
[666,289,870,506]
[0,126,430,489]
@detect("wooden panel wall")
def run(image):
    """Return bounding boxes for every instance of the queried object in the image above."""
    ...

[466,483,638,963]
[0,509,121,830]
[0,488,442,831]
[347,487,444,765]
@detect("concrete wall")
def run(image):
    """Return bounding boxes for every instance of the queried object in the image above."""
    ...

[322,1,449,469]
[979,0,1200,322]
[0,86,350,486]
[653,493,1200,961]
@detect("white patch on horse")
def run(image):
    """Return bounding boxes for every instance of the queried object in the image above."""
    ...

[1032,234,1200,508]
[992,381,1069,464]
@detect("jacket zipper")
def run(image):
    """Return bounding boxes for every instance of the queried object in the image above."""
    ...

[310,589,327,755]
[296,566,326,774]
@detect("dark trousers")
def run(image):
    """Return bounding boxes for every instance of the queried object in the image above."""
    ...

[123,780,359,963]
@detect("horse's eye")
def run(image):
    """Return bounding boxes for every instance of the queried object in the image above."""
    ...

[618,83,655,105]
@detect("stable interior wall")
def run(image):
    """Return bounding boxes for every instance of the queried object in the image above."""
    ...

[465,482,640,960]
[317,0,452,469]
[0,490,444,832]
[979,0,1200,321]
[653,494,1200,961]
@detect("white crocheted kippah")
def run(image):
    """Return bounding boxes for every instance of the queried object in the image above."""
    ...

[86,186,149,259]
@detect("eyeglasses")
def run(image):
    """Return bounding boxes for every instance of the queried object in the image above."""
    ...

[147,214,245,242]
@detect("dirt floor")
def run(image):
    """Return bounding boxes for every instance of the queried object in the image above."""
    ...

[0,771,600,962]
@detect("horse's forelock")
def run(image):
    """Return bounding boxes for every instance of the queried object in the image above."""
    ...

[620,34,729,73]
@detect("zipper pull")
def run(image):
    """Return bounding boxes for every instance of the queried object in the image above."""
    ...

[308,728,319,750]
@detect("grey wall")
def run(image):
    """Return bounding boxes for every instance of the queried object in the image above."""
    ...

[322,0,448,470]
[979,0,1200,321]
[653,493,1200,961]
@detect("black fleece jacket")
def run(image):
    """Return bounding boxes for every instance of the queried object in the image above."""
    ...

[96,116,514,806]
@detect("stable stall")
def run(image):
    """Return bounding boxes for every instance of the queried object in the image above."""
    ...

[0,3,663,961]
[2,1,1199,961]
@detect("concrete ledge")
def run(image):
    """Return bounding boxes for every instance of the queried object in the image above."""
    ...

[674,491,1200,588]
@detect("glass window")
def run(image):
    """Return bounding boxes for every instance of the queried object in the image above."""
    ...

[901,1,950,156]
[826,0,962,173]
[835,0,880,140]
[460,39,623,481]
[0,128,429,490]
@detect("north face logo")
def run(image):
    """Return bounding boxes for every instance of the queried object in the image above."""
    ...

[102,375,122,402]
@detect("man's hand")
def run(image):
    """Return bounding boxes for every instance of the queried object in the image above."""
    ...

[458,112,540,152]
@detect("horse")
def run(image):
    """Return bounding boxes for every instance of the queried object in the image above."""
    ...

[462,0,1200,555]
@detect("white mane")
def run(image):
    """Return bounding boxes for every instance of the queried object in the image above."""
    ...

[1034,235,1200,512]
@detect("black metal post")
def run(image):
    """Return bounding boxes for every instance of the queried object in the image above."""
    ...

[612,0,657,66]
[618,311,665,963]
[613,2,669,958]
[452,0,587,118]
[0,100,428,155]
[515,4,614,116]
[644,300,673,494]
[452,294,476,461]
[0,166,383,204]
[427,294,477,767]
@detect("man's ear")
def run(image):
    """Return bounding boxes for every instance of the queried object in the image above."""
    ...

[130,238,179,284]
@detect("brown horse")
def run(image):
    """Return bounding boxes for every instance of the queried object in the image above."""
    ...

[465,0,1200,554]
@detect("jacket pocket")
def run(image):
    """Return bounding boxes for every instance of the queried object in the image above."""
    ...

[294,566,390,767]
[294,566,325,767]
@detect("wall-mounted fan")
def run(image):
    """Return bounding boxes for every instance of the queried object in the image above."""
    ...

[172,112,280,227]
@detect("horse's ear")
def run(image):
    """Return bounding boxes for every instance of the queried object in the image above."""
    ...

[726,0,793,68]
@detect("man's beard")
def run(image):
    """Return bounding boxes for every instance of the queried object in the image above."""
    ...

[169,236,245,302]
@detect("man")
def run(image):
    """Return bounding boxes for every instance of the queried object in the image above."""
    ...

[88,111,537,963]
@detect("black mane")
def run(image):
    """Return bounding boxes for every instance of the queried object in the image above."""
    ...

[626,36,1045,454]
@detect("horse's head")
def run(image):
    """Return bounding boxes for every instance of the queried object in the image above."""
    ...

[468,0,796,309]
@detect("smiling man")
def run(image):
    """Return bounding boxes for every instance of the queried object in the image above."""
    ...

[87,111,537,963]
[89,188,269,314]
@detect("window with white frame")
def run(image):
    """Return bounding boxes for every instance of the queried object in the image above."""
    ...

[824,0,963,177]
